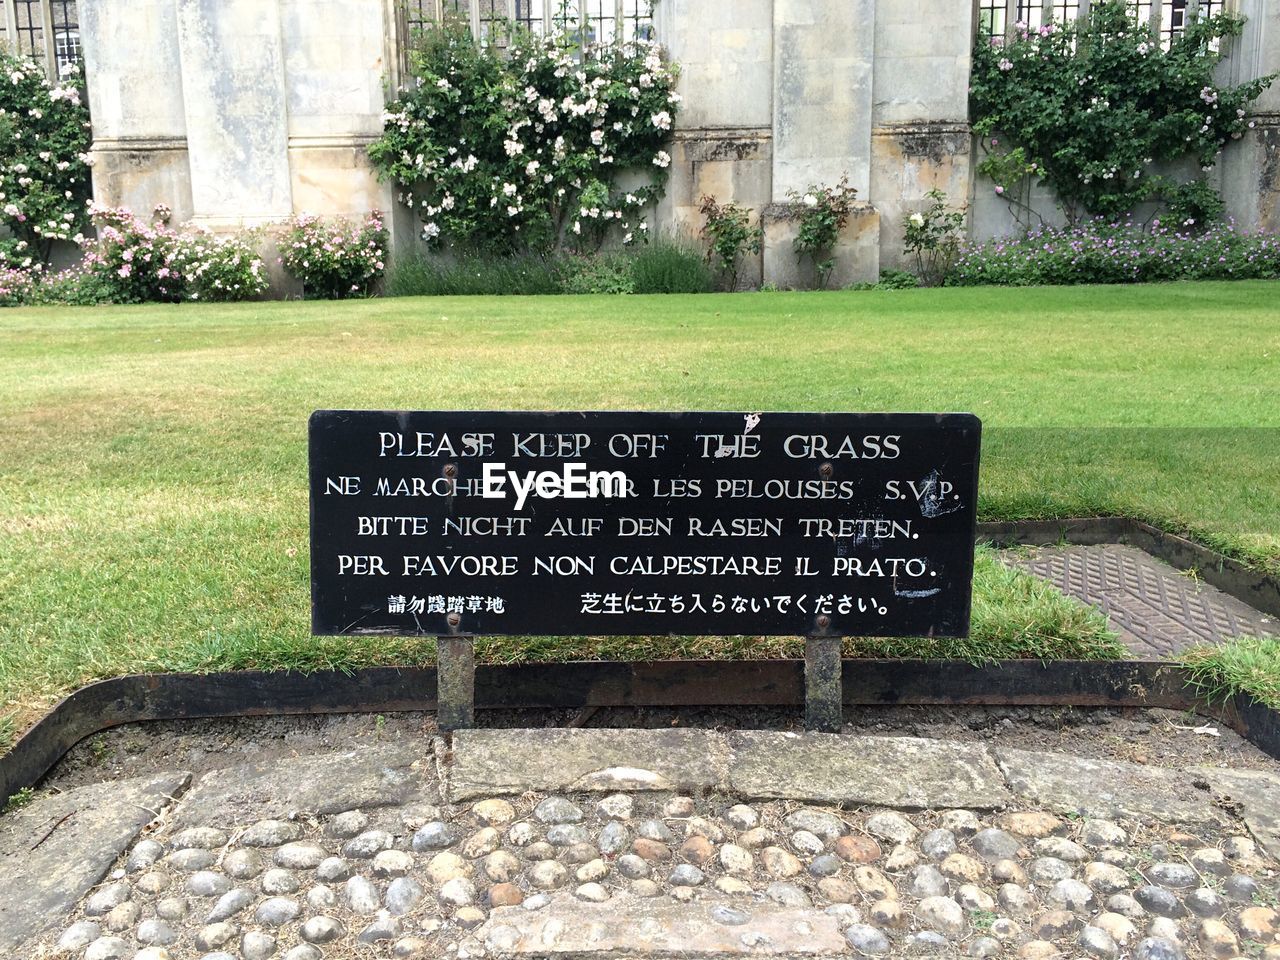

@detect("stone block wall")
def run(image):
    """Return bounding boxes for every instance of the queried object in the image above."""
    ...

[80,0,193,223]
[79,0,1280,290]
[81,0,395,292]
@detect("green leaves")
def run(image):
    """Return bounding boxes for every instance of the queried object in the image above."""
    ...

[369,22,680,256]
[697,196,761,291]
[902,189,966,287]
[971,0,1274,224]
[788,176,858,289]
[0,51,91,267]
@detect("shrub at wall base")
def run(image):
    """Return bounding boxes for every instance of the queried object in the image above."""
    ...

[369,22,680,257]
[971,0,1276,227]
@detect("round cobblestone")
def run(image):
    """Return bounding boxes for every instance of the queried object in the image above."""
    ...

[241,820,302,847]
[534,797,583,824]
[845,923,891,956]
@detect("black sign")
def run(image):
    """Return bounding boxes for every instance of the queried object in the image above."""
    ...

[309,411,980,638]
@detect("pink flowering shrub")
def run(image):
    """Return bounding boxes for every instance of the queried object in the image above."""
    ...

[0,49,92,268]
[84,203,268,303]
[279,212,388,299]
[0,265,37,306]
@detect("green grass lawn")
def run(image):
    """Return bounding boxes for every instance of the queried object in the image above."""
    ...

[1,282,1277,744]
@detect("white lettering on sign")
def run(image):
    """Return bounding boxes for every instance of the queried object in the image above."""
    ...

[481,462,630,511]
[378,432,495,457]
[357,516,429,536]
[782,434,901,459]
[309,411,980,637]
[511,432,591,457]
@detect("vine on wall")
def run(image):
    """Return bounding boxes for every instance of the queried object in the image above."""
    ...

[970,1,1275,227]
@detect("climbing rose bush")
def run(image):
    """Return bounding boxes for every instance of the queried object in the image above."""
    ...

[279,212,388,299]
[970,0,1275,223]
[368,22,680,254]
[0,49,92,269]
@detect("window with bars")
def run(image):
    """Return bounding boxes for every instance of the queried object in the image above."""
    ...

[512,0,546,34]
[1161,0,1187,43]
[977,1,1060,36]
[2,0,82,77]
[580,0,615,46]
[1128,0,1155,26]
[975,0,1231,47]
[403,0,469,35]
[1159,1,1225,47]
[13,0,43,57]
[400,0,651,48]
[50,0,77,74]
[620,0,652,41]
[1044,1,1080,23]
[977,0,1006,37]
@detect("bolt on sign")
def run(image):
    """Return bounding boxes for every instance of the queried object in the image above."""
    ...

[309,411,981,638]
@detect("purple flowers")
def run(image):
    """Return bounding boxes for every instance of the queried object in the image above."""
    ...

[948,217,1280,286]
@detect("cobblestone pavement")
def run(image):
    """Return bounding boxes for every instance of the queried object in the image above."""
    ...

[1002,545,1278,658]
[5,729,1280,960]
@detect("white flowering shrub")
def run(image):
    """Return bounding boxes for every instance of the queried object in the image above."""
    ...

[0,50,92,270]
[83,203,268,303]
[279,212,388,298]
[369,22,680,254]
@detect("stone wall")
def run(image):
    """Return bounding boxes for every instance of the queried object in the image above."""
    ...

[81,0,396,291]
[79,0,1280,290]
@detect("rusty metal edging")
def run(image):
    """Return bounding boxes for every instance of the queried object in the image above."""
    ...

[3,658,1276,808]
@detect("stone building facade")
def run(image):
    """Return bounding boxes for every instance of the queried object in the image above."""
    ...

[35,0,1280,286]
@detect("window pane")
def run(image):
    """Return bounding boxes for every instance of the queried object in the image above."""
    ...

[404,0,472,31]
[476,0,509,47]
[582,0,616,47]
[1160,0,1185,47]
[977,0,1006,37]
[49,0,80,74]
[15,0,44,59]
[512,0,545,33]
[1046,1,1079,23]
[621,0,653,42]
[1128,0,1154,25]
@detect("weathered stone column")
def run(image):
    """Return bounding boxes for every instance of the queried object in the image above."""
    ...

[279,0,398,222]
[870,0,974,271]
[655,0,775,287]
[766,0,879,287]
[1220,0,1280,232]
[174,0,293,228]
[81,0,194,223]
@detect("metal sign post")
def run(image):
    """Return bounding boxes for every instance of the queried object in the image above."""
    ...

[436,633,474,732]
